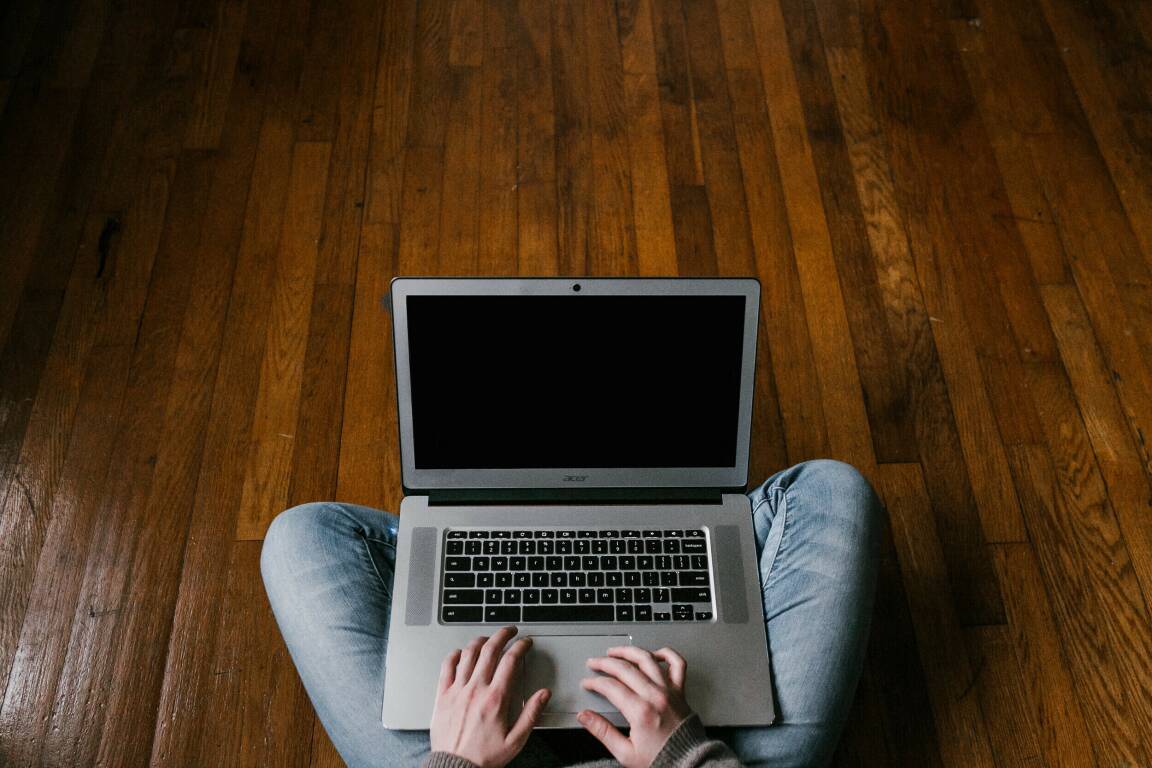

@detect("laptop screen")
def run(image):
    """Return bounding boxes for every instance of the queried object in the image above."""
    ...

[406,295,746,470]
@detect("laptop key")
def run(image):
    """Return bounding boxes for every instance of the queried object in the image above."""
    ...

[635,588,651,602]
[672,604,694,621]
[496,573,512,588]
[579,588,596,603]
[550,573,567,587]
[578,530,598,538]
[465,541,482,555]
[561,589,578,603]
[472,556,490,570]
[523,605,614,622]
[468,531,489,539]
[680,571,710,586]
[532,573,548,587]
[642,572,658,586]
[643,530,662,538]
[505,589,522,604]
[486,589,502,604]
[596,589,614,603]
[513,530,533,539]
[500,541,517,555]
[447,531,468,539]
[514,573,530,587]
[446,541,464,555]
[672,587,711,602]
[443,606,483,622]
[682,540,706,553]
[696,611,713,621]
[636,605,653,621]
[510,556,526,570]
[483,541,500,555]
[624,573,640,586]
[542,589,559,603]
[686,529,705,538]
[615,605,634,622]
[445,557,470,571]
[589,572,605,586]
[570,572,586,587]
[592,540,608,554]
[492,557,508,570]
[444,573,475,588]
[653,588,670,603]
[492,531,512,539]
[535,531,554,538]
[478,573,495,587]
[443,590,483,604]
[606,572,623,587]
[599,530,619,538]
[654,612,672,622]
[485,606,520,622]
[659,572,677,586]
[523,589,540,604]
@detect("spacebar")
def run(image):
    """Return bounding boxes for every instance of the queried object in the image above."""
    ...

[522,605,615,622]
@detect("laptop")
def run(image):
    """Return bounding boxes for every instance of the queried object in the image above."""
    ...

[381,277,775,729]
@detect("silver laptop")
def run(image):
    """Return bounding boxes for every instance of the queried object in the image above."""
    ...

[381,277,774,729]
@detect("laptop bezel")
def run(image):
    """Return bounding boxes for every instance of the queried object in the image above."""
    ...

[390,277,760,495]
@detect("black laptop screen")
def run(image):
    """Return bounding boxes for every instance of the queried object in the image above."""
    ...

[405,294,746,469]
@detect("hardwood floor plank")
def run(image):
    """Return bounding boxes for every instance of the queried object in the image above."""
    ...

[773,0,915,467]
[725,66,828,465]
[586,0,638,277]
[0,0,109,349]
[746,0,875,472]
[962,625,1046,768]
[875,463,996,768]
[184,0,246,149]
[551,0,592,275]
[336,223,400,511]
[992,539,1098,768]
[147,0,312,756]
[477,0,518,276]
[1015,370,1152,763]
[448,0,484,69]
[235,141,333,541]
[363,0,417,228]
[949,13,1071,288]
[1037,0,1152,269]
[824,45,1026,543]
[515,0,558,275]
[437,66,483,274]
[37,153,212,768]
[0,0,191,706]
[0,345,132,766]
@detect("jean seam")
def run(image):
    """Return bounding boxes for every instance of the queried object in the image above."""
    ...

[762,485,792,595]
[359,533,396,600]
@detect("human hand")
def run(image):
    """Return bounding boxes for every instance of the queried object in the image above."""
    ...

[577,646,694,768]
[430,626,550,768]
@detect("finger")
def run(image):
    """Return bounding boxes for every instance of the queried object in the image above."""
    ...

[438,649,461,694]
[653,647,687,689]
[586,656,659,698]
[606,646,667,686]
[474,625,518,684]
[456,636,488,683]
[576,710,633,764]
[506,688,550,751]
[491,636,533,691]
[581,675,644,721]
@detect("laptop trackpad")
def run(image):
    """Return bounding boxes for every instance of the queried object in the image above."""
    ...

[523,635,630,714]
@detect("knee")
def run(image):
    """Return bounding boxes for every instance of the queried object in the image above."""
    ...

[261,502,334,589]
[791,460,882,548]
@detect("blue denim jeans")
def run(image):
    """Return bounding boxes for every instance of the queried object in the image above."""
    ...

[262,460,881,768]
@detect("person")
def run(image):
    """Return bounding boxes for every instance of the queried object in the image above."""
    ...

[262,460,881,768]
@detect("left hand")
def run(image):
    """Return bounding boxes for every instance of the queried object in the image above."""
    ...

[577,646,694,768]
[430,626,551,768]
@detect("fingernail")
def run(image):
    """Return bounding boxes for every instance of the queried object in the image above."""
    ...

[576,712,588,723]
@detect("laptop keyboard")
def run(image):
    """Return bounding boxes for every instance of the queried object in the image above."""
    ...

[439,528,714,624]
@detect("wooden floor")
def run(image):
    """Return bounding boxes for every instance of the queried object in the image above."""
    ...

[2,0,1151,764]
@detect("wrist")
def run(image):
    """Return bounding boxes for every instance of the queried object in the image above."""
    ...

[423,751,482,768]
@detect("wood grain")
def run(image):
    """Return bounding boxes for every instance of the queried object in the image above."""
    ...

[4,0,1152,765]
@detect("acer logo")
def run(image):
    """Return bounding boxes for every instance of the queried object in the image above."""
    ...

[562,475,588,482]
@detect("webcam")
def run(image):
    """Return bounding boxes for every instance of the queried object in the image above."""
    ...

[572,283,581,292]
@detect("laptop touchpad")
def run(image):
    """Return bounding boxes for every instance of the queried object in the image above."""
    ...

[523,635,630,714]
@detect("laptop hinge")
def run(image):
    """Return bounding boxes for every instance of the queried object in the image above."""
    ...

[418,486,737,506]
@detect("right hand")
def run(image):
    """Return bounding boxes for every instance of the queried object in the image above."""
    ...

[577,646,694,768]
